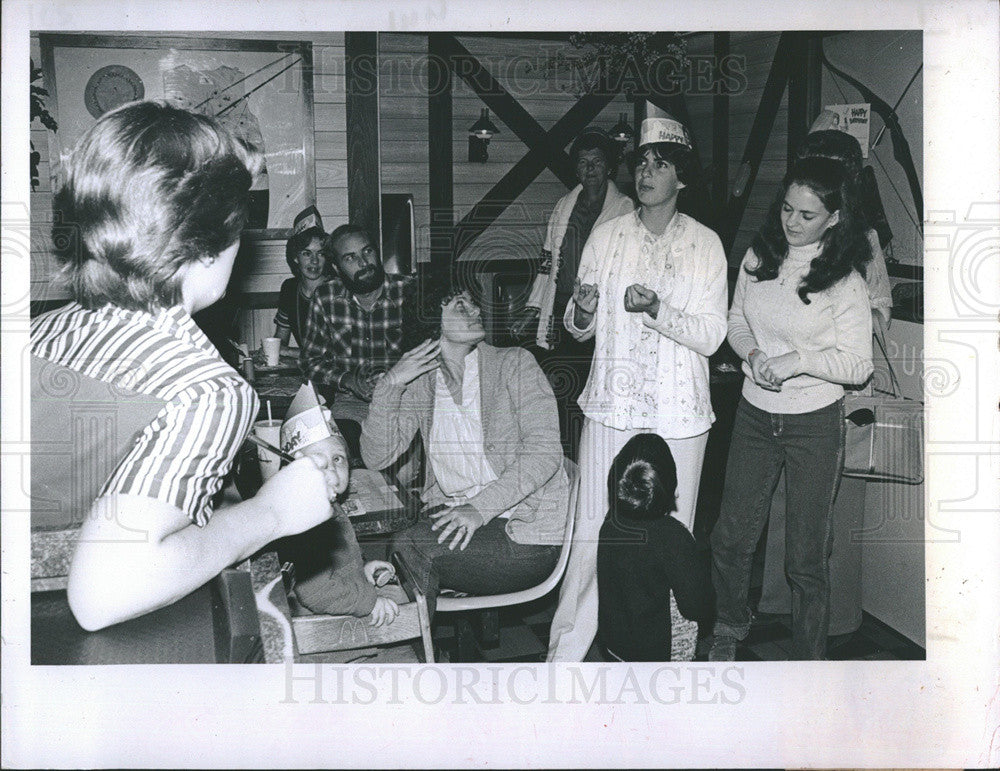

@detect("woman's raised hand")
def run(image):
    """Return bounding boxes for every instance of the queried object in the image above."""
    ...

[382,338,441,388]
[573,279,600,314]
[624,283,660,318]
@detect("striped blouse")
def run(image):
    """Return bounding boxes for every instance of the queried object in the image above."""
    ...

[31,302,259,526]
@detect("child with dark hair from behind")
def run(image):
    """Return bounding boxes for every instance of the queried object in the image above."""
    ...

[597,434,714,661]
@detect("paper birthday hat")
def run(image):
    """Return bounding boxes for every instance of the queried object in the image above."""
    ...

[808,109,845,134]
[280,381,344,455]
[291,205,324,237]
[639,117,691,149]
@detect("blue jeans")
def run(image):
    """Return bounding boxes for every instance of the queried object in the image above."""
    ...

[391,513,559,615]
[710,397,845,660]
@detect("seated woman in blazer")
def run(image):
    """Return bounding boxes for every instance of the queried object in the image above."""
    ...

[361,278,569,606]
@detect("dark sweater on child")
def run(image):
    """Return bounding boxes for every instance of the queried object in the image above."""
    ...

[276,504,376,617]
[597,512,714,661]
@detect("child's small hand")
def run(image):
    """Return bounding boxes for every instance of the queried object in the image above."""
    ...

[369,596,399,627]
[363,560,396,587]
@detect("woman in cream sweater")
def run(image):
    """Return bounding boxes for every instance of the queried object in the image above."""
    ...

[547,117,728,662]
[709,156,874,661]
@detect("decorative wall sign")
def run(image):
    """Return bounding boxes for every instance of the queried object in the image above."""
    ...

[40,34,315,236]
[823,102,872,157]
[83,65,145,118]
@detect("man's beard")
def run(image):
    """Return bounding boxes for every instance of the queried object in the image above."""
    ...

[340,264,385,294]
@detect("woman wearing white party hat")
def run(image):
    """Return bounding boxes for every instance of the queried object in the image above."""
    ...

[547,116,728,661]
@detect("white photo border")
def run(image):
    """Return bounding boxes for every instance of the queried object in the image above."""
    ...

[2,0,998,767]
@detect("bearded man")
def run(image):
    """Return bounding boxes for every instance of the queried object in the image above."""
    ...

[300,224,414,436]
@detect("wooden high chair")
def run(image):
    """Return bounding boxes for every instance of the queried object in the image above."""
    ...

[285,551,435,663]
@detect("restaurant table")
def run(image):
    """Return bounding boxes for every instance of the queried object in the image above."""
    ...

[233,434,420,538]
[30,525,287,664]
[342,468,422,537]
[242,348,303,421]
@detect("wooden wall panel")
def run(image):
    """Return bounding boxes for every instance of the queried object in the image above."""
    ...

[310,37,349,255]
[315,131,347,160]
[379,33,431,261]
[31,30,794,298]
[380,33,633,267]
[726,32,788,266]
[314,102,347,130]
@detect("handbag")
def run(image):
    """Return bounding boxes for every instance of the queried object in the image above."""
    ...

[842,328,924,484]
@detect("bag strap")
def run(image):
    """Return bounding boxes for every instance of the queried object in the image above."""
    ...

[872,324,902,398]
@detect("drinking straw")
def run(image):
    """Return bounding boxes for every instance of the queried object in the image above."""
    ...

[247,432,295,464]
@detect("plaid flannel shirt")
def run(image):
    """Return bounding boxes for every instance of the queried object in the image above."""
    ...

[300,274,413,389]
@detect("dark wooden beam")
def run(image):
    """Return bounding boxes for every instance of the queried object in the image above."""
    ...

[428,33,454,272]
[452,88,617,259]
[441,36,577,187]
[723,32,794,253]
[712,32,731,231]
[805,35,824,128]
[345,32,380,241]
[787,32,822,167]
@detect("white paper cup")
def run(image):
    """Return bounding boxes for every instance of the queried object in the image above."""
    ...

[253,419,283,480]
[262,337,281,367]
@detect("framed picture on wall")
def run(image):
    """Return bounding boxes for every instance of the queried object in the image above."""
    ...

[39,33,315,238]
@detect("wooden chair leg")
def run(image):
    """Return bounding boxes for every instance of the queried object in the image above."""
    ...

[393,550,435,663]
[453,615,478,663]
[474,608,500,650]
[415,592,435,664]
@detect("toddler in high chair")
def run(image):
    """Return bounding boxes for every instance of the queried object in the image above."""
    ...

[277,384,398,626]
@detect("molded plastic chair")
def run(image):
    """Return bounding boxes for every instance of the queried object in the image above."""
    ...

[435,459,579,657]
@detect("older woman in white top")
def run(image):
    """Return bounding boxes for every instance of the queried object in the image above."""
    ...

[547,117,728,662]
[513,130,635,458]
